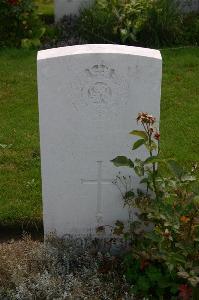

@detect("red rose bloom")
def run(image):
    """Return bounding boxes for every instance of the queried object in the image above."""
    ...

[137,112,156,125]
[179,284,192,300]
[154,132,160,141]
[8,0,18,5]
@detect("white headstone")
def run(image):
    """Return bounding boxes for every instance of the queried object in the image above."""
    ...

[178,0,199,12]
[37,44,162,237]
[54,0,94,22]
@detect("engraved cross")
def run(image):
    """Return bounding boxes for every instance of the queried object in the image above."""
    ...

[81,161,113,224]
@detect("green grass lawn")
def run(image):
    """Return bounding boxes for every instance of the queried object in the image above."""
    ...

[0,47,198,229]
[160,47,199,162]
[0,49,41,228]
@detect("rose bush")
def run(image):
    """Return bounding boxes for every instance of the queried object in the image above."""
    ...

[112,112,199,299]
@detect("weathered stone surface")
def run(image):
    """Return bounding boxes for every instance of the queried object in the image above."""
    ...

[37,44,162,237]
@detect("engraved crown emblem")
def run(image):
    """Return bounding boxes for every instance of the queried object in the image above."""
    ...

[85,64,115,79]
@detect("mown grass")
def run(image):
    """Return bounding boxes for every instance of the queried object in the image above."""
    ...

[0,47,198,228]
[160,47,199,162]
[0,49,41,228]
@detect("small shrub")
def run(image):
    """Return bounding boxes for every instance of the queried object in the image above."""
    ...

[78,0,183,47]
[41,15,87,49]
[182,12,199,46]
[112,112,199,299]
[0,0,45,48]
[42,1,198,49]
[123,0,183,47]
[78,0,126,44]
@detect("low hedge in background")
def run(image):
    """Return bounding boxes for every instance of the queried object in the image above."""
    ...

[182,12,199,46]
[0,0,198,49]
[77,0,199,47]
[0,0,45,48]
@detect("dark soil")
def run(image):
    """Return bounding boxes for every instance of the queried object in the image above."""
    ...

[0,224,43,243]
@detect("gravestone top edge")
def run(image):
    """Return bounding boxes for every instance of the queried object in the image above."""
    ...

[37,44,162,61]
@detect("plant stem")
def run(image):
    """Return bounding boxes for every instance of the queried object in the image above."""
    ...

[149,132,158,199]
[141,121,158,198]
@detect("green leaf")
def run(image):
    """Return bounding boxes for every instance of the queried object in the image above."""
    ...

[38,27,46,39]
[134,165,144,177]
[168,252,186,264]
[145,140,157,151]
[96,226,105,233]
[21,38,41,49]
[146,265,162,282]
[134,158,144,176]
[193,195,199,206]
[129,130,148,141]
[146,232,161,243]
[21,39,32,49]
[170,285,179,294]
[132,139,145,150]
[113,220,125,235]
[140,177,149,184]
[137,276,150,292]
[111,156,134,168]
[191,182,199,194]
[30,38,41,48]
[144,156,162,165]
[167,160,184,179]
[124,190,135,199]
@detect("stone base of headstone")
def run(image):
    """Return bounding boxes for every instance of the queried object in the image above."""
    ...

[60,233,131,256]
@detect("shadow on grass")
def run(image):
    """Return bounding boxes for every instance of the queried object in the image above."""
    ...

[0,221,44,242]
